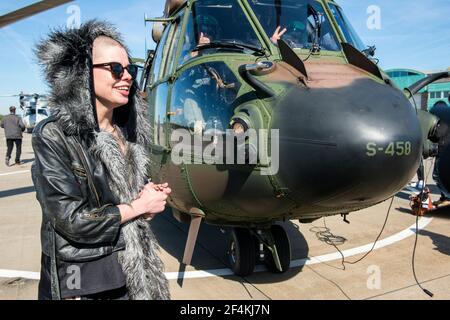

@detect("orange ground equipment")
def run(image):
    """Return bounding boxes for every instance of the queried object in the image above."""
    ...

[409,187,433,216]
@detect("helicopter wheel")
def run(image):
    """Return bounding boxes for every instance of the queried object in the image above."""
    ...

[264,225,291,273]
[228,228,256,276]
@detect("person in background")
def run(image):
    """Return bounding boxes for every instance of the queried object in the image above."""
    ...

[190,15,220,58]
[409,161,425,190]
[1,106,25,166]
[429,101,450,207]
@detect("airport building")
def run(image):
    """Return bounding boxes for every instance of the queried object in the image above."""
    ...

[386,68,450,110]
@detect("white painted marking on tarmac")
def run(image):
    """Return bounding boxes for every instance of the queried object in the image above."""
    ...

[0,217,433,281]
[0,170,30,177]
[404,186,420,193]
[0,269,40,280]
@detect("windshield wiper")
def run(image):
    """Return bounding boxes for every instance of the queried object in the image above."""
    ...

[361,45,376,57]
[192,41,267,56]
[308,4,322,53]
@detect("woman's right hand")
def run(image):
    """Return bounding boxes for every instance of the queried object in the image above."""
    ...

[131,182,169,215]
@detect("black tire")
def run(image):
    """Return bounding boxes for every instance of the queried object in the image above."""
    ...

[228,228,256,276]
[264,225,291,273]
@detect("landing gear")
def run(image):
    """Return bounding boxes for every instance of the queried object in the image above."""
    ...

[262,225,291,273]
[227,225,291,276]
[228,228,256,276]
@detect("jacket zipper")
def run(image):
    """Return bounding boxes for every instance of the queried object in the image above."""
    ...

[73,137,101,208]
[72,166,87,178]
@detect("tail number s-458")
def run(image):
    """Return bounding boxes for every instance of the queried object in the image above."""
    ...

[366,141,412,157]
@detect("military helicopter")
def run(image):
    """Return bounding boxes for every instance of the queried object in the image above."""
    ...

[2,0,449,277]
[142,0,450,276]
[0,92,50,133]
[0,0,69,130]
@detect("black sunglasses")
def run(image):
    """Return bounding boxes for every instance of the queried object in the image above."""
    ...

[93,62,140,80]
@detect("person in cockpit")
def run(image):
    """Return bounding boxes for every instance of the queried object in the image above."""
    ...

[191,15,221,58]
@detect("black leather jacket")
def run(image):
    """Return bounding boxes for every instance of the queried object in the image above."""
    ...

[32,116,125,262]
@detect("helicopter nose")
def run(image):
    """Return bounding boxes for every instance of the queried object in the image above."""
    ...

[271,78,422,208]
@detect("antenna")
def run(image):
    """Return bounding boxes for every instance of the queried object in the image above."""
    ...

[145,34,148,58]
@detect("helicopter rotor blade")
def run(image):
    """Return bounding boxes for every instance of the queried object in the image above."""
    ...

[0,0,73,29]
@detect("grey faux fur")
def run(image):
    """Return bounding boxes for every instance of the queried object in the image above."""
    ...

[36,20,170,300]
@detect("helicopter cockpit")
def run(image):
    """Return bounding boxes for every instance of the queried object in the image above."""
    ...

[150,0,374,150]
[174,0,356,63]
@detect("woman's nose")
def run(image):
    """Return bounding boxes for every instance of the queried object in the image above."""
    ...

[122,68,132,81]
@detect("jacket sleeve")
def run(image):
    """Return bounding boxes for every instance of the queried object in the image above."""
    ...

[19,118,25,131]
[32,125,122,245]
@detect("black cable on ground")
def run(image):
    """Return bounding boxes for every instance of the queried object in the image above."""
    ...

[321,195,393,271]
[412,157,435,297]
[412,214,433,297]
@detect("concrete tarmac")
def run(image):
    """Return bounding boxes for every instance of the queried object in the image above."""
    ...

[1,129,449,300]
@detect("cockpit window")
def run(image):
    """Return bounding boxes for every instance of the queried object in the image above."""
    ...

[179,0,264,64]
[25,108,36,116]
[328,3,366,52]
[248,0,340,51]
[169,62,241,137]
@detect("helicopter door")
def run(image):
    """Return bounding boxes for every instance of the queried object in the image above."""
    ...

[146,12,186,181]
[146,19,178,148]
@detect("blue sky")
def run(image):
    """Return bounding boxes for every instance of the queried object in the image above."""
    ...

[0,0,449,114]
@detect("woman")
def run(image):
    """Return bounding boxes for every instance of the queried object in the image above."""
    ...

[32,20,171,300]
